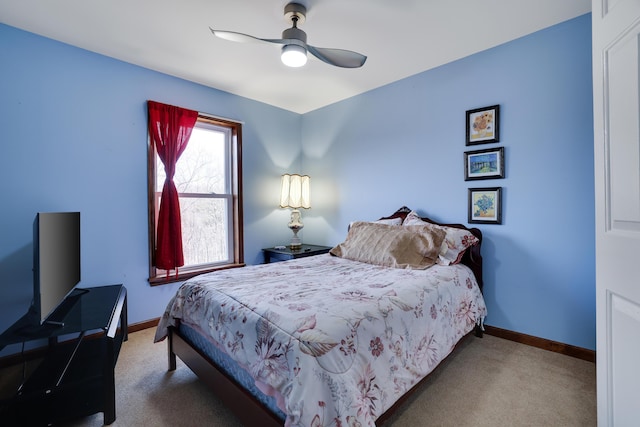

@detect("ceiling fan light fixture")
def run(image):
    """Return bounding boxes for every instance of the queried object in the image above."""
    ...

[281,44,307,67]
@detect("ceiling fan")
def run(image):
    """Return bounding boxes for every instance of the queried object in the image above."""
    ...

[210,2,367,69]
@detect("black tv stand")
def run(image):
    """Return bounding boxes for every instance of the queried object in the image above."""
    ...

[42,287,90,328]
[0,285,127,426]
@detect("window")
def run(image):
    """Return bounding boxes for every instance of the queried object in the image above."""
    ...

[148,114,243,284]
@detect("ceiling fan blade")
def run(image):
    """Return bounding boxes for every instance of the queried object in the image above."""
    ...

[210,28,286,45]
[307,45,367,68]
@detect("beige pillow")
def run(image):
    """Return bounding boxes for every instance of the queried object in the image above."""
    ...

[403,211,479,265]
[330,221,446,269]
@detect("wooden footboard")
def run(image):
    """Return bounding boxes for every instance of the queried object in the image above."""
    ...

[168,326,282,427]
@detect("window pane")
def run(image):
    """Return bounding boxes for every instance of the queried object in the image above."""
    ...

[156,127,227,194]
[180,197,229,265]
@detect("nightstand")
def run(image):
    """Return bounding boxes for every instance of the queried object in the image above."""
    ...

[262,244,332,263]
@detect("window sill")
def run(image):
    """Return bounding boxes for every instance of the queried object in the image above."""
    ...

[149,263,246,286]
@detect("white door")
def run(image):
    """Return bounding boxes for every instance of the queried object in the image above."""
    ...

[593,0,640,425]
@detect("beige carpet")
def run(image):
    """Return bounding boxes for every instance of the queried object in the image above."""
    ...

[9,328,597,426]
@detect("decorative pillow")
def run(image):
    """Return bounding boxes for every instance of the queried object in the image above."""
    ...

[330,221,446,270]
[374,217,403,225]
[348,217,402,230]
[403,211,479,265]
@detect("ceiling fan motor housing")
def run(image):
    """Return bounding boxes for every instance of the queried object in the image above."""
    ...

[282,27,307,44]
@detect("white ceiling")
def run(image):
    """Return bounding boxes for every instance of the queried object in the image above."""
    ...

[0,0,591,114]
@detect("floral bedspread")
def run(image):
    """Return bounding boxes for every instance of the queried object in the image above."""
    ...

[155,254,487,427]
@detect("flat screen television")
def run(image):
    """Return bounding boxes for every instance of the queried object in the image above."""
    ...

[32,212,81,325]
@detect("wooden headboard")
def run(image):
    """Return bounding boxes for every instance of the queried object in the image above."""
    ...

[379,206,484,291]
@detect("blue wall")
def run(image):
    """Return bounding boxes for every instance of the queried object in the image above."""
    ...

[0,24,301,356]
[0,13,594,355]
[302,14,595,350]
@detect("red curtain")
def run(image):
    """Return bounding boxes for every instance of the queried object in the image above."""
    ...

[147,101,198,271]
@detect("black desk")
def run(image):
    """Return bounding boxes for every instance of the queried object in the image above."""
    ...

[0,284,127,426]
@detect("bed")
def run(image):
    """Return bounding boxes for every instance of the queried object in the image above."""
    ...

[154,206,487,427]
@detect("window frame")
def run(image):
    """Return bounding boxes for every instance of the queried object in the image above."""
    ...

[147,113,244,285]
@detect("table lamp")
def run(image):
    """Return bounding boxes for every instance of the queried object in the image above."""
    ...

[279,174,310,249]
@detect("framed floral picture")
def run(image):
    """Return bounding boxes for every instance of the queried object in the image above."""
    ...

[464,147,505,180]
[468,187,502,224]
[466,105,500,145]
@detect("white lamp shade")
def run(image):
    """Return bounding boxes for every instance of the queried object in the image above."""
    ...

[279,174,310,209]
[281,44,307,67]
